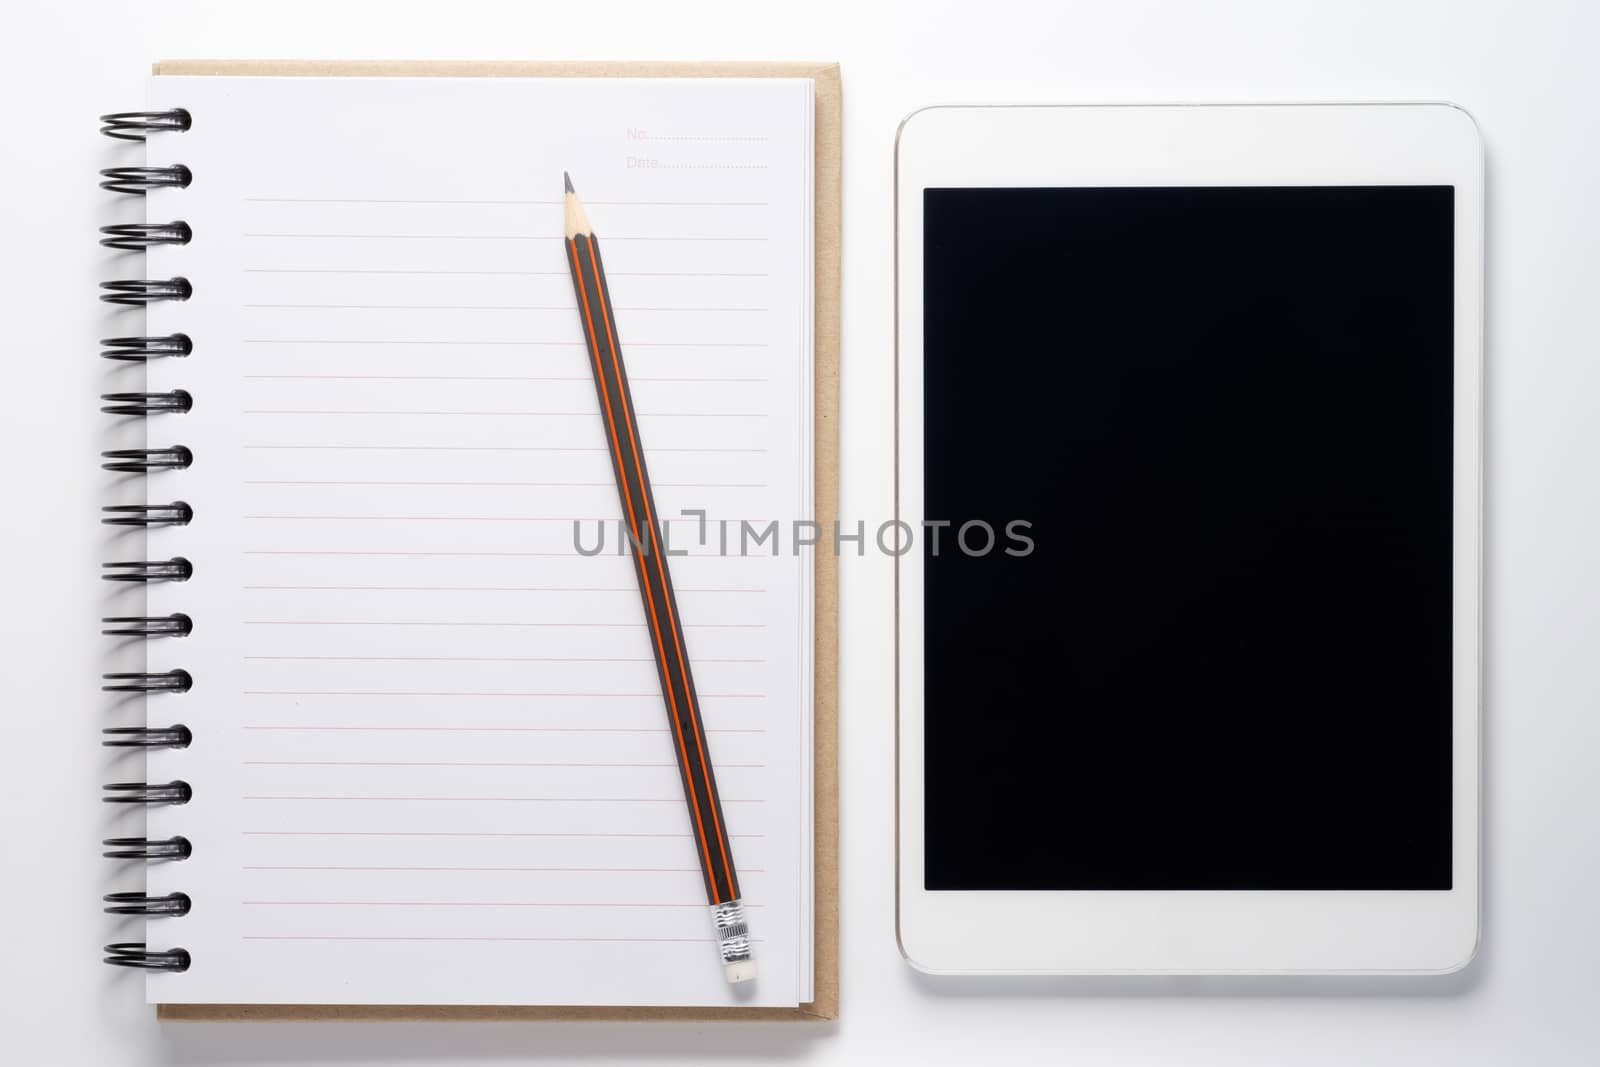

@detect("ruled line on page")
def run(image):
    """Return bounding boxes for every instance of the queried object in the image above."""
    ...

[241,936,768,944]
[242,655,766,663]
[240,585,766,593]
[241,339,770,347]
[241,726,768,733]
[241,556,748,563]
[241,410,768,417]
[241,900,769,907]
[240,797,768,804]
[244,233,769,241]
[241,479,767,487]
[243,304,769,312]
[243,197,769,206]
[242,376,770,383]
[242,445,767,453]
[244,268,770,277]
[241,865,767,872]
[241,621,766,628]
[242,831,767,838]
[241,515,767,521]
[242,760,766,768]
[241,517,739,523]
[239,691,767,698]
[633,135,770,143]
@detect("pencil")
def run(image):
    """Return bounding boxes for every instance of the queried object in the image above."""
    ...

[562,172,754,984]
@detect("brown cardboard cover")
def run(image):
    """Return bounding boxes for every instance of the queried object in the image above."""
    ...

[150,59,841,1024]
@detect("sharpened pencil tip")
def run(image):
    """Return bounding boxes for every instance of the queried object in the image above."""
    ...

[562,172,592,237]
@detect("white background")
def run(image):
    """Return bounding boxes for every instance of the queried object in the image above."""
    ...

[3,0,1596,1063]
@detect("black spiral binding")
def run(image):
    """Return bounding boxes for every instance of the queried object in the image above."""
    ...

[105,892,193,916]
[100,109,192,141]
[102,558,193,583]
[100,107,192,974]
[100,165,192,194]
[102,503,193,527]
[101,334,192,361]
[102,391,194,416]
[102,614,193,637]
[100,222,193,250]
[100,278,192,306]
[103,837,192,861]
[103,781,193,804]
[104,943,192,972]
[102,446,193,473]
[103,725,194,748]
[102,670,193,694]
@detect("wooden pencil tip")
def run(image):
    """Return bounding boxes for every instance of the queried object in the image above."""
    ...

[563,172,592,238]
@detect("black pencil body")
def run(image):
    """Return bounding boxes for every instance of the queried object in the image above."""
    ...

[564,230,742,906]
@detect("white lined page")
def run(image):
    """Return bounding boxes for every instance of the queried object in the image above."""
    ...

[141,75,812,1007]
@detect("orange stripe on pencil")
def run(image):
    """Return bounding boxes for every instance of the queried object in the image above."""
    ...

[562,172,754,984]
[587,243,739,903]
[565,239,719,895]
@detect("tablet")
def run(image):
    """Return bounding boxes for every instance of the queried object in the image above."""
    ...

[894,104,1482,975]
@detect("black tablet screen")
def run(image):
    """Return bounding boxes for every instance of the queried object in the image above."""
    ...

[921,186,1454,890]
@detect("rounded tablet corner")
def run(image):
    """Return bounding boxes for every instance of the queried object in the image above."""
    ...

[1428,920,1483,977]
[1430,100,1485,162]
[894,907,943,976]
[894,105,957,158]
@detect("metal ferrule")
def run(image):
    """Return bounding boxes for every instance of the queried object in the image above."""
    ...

[710,899,752,965]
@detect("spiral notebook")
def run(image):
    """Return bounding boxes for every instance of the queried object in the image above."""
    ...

[100,61,839,1022]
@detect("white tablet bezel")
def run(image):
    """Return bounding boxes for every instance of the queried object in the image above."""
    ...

[895,104,1482,975]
